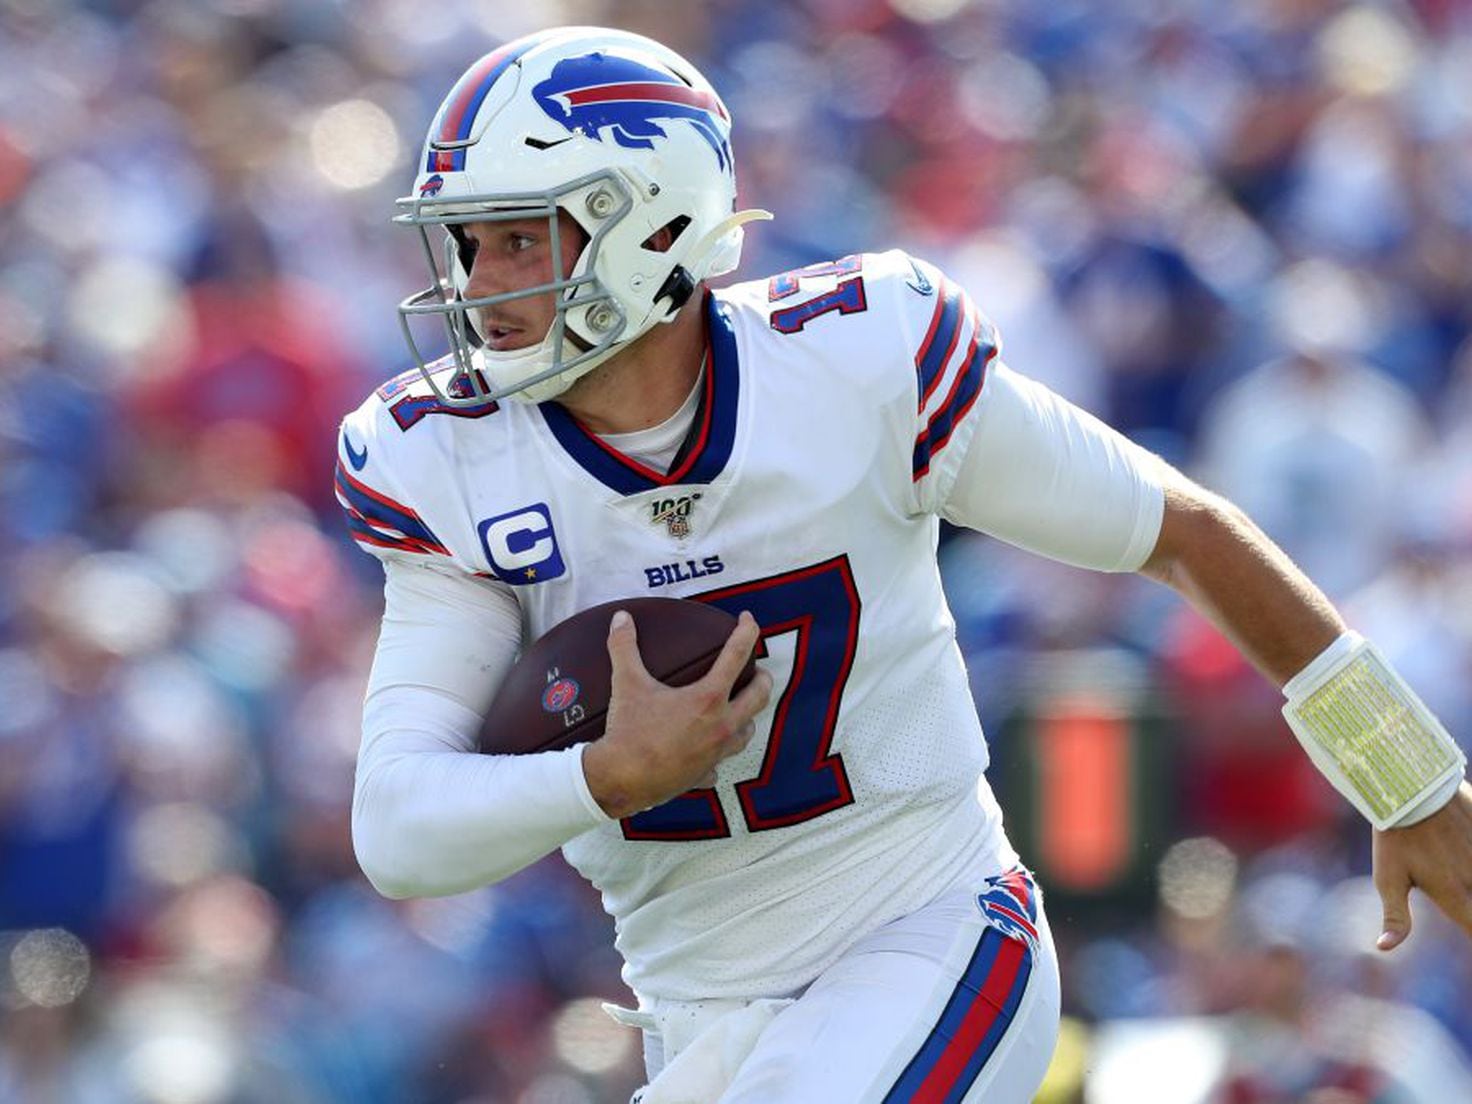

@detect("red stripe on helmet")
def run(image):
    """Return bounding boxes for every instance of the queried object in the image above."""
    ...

[562,81,728,120]
[435,43,521,146]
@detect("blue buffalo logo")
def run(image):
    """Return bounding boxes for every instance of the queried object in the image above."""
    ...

[419,173,445,197]
[977,869,1040,951]
[532,53,732,172]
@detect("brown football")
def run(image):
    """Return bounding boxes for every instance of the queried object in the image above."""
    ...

[480,597,756,755]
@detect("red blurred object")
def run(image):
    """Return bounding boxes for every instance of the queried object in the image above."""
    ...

[123,277,363,508]
[1163,608,1342,848]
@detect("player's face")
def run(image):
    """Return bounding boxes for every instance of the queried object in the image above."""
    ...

[460,211,587,352]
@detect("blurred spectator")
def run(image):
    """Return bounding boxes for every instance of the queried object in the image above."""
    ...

[1195,285,1433,598]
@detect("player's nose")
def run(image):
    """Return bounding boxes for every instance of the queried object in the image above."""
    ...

[463,252,508,302]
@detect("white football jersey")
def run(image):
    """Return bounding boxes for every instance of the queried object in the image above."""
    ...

[338,250,1161,1001]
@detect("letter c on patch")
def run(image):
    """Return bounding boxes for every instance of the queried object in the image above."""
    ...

[478,504,566,585]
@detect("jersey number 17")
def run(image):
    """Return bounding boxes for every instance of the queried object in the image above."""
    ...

[621,555,860,841]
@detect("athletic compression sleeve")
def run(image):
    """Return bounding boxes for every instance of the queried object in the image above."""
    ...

[352,559,610,898]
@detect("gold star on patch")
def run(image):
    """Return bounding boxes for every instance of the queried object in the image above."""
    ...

[524,567,537,580]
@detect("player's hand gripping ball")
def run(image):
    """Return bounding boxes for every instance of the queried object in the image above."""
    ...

[480,598,758,755]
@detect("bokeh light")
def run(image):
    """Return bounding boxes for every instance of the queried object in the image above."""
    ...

[159,877,278,977]
[888,0,970,24]
[1317,6,1418,97]
[49,551,179,657]
[1157,837,1238,920]
[191,598,296,692]
[309,99,401,191]
[67,254,192,366]
[957,53,1052,141]
[118,993,237,1104]
[129,802,240,888]
[551,997,637,1075]
[117,653,251,795]
[1269,257,1376,358]
[826,33,906,121]
[10,929,91,1008]
[132,509,239,595]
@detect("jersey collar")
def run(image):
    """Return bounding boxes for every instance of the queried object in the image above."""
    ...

[538,293,740,495]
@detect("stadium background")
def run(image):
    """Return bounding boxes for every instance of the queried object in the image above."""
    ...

[3,0,1472,1100]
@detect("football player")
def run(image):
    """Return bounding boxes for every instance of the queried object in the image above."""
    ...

[338,27,1472,1103]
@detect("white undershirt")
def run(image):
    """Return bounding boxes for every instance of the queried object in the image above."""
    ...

[597,367,704,473]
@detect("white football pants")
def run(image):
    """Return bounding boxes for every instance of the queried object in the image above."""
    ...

[630,867,1061,1104]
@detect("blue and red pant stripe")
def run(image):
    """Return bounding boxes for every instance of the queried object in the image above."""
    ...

[881,914,1035,1102]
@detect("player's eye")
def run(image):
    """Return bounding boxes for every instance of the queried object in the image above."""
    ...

[508,232,537,253]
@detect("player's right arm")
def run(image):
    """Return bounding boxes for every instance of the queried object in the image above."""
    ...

[337,395,609,898]
[351,559,611,898]
[337,390,771,895]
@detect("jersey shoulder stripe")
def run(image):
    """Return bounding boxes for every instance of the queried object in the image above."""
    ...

[719,250,1000,492]
[334,356,516,564]
[333,456,450,557]
[906,252,1000,482]
[914,275,967,411]
[912,302,997,480]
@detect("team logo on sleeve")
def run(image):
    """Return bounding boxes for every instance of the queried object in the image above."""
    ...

[532,54,732,171]
[478,504,566,585]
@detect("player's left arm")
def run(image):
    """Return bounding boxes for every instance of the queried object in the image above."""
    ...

[1140,469,1472,951]
[897,264,1470,951]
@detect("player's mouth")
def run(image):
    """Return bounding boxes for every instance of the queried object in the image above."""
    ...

[481,320,528,350]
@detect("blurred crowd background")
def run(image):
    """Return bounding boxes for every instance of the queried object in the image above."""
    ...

[3,0,1472,1101]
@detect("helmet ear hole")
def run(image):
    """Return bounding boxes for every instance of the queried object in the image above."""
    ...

[446,224,482,285]
[641,215,691,254]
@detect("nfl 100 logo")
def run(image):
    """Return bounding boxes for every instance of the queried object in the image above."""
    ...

[650,492,700,538]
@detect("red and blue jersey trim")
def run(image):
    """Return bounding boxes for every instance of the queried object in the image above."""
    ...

[538,293,740,496]
[882,869,1040,1103]
[914,276,966,411]
[912,306,996,481]
[334,459,450,557]
[426,34,554,173]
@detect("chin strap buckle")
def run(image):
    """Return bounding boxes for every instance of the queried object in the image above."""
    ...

[654,265,697,313]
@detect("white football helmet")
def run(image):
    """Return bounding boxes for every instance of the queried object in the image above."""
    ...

[395,27,771,405]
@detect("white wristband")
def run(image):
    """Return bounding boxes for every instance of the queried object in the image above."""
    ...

[1282,631,1466,830]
